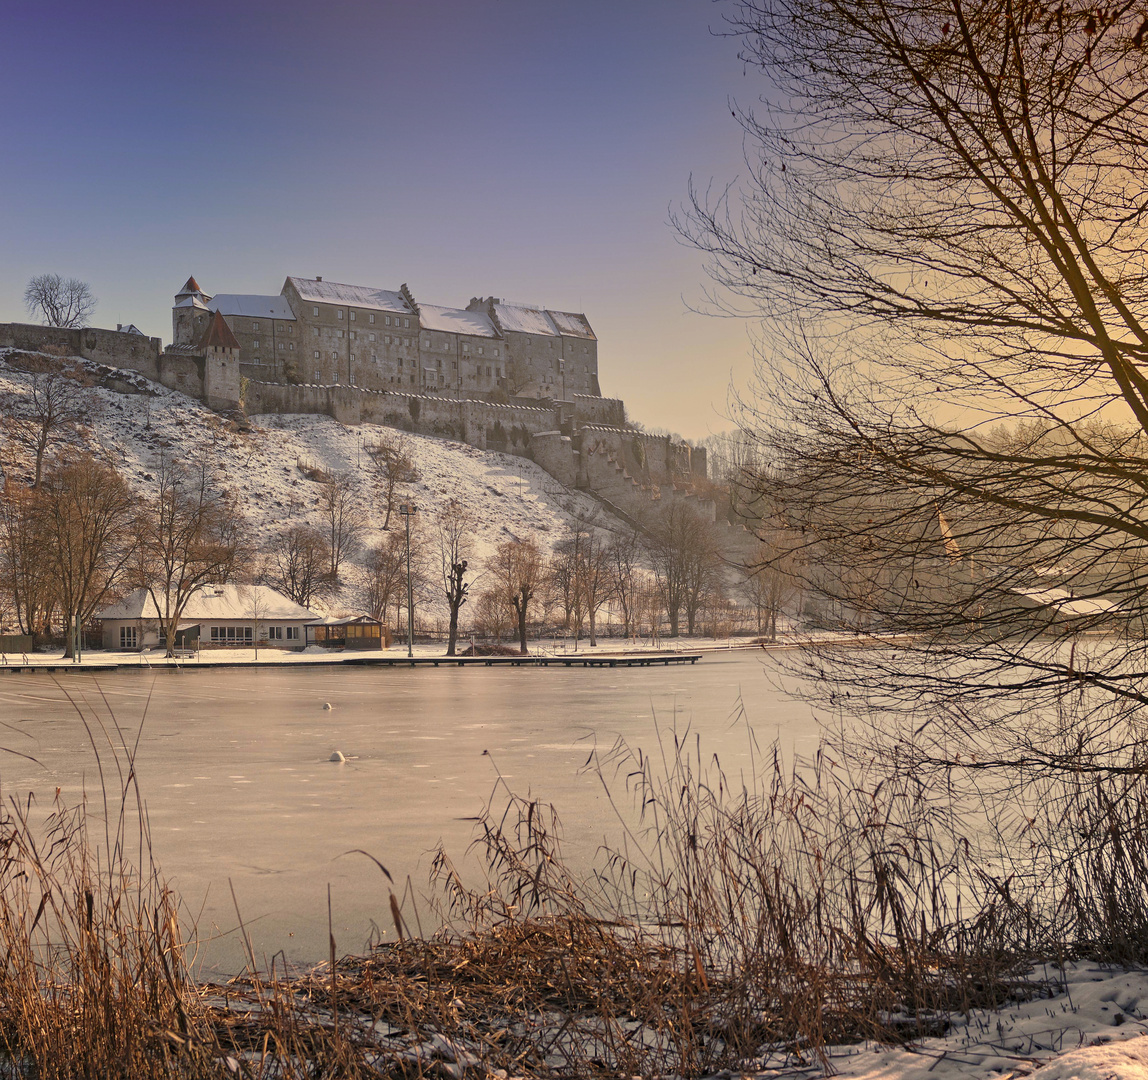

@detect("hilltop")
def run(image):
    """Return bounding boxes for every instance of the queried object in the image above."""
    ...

[0,350,629,621]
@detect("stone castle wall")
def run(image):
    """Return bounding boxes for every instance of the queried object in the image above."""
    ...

[0,323,163,375]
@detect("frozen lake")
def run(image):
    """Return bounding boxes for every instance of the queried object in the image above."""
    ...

[0,652,820,975]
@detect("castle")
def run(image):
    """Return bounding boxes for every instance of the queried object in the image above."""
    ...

[171,275,600,403]
[0,274,713,520]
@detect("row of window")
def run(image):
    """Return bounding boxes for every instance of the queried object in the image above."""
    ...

[209,625,301,643]
[248,322,294,333]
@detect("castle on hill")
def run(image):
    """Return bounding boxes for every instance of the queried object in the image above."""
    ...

[171,275,600,402]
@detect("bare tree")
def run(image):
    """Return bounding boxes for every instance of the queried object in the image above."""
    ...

[316,471,366,584]
[474,587,512,643]
[677,0,1148,783]
[0,358,94,486]
[266,525,329,607]
[23,274,96,328]
[364,531,407,628]
[436,501,474,656]
[367,434,417,530]
[0,480,55,644]
[132,456,243,658]
[242,586,270,659]
[646,503,721,636]
[40,456,137,659]
[487,537,543,654]
[606,528,642,640]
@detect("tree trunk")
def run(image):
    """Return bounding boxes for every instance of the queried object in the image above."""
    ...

[516,598,528,655]
[588,609,597,647]
[447,601,460,656]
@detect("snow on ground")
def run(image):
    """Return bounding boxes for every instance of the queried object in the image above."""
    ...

[754,963,1148,1080]
[0,351,623,619]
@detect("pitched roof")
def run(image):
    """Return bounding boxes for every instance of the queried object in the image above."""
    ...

[418,304,499,338]
[493,302,560,336]
[98,584,316,622]
[209,294,296,320]
[176,276,206,297]
[199,309,241,351]
[287,277,411,315]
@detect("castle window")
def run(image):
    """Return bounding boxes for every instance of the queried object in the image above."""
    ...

[350,331,356,340]
[350,353,355,363]
[369,314,375,324]
[404,318,410,328]
[337,310,344,320]
[312,328,319,337]
[462,343,470,353]
[478,346,484,355]
[314,351,320,359]
[349,311,356,322]
[277,323,284,331]
[313,307,319,316]
[338,330,344,339]
[288,325,292,333]
[368,334,375,342]
[494,348,500,357]
[253,340,260,348]
[289,343,294,351]
[385,316,391,325]
[278,343,285,350]
[372,353,377,363]
[252,322,260,331]
[315,370,320,381]
[333,372,339,383]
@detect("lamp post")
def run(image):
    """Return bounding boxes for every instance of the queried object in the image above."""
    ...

[399,503,417,657]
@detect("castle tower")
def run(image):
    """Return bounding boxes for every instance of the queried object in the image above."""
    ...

[199,309,241,412]
[172,276,212,347]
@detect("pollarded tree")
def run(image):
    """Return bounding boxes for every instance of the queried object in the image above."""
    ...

[679,0,1148,782]
[24,274,96,328]
[436,501,474,656]
[488,537,543,654]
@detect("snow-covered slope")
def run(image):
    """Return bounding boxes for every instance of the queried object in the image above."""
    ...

[0,352,623,617]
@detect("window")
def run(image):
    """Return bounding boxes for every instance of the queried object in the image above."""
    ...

[209,626,254,644]
[371,353,378,363]
[338,330,344,339]
[119,626,137,649]
[385,335,391,344]
[462,342,470,353]
[312,327,319,337]
[350,311,356,321]
[385,316,391,325]
[369,314,375,324]
[253,357,260,364]
[252,321,260,331]
[286,626,300,640]
[423,339,430,349]
[404,318,410,328]
[314,350,320,359]
[331,351,338,360]
[350,372,355,385]
[334,372,339,383]
[253,339,260,348]
[350,353,355,363]
[350,331,356,340]
[314,370,321,381]
[288,324,293,333]
[278,343,285,350]
[478,346,484,355]
[337,310,344,320]
[368,333,375,342]
[494,348,500,357]
[268,626,283,640]
[289,343,294,351]
[313,307,319,316]
[276,323,284,331]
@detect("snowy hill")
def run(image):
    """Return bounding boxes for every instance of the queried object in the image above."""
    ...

[0,351,626,619]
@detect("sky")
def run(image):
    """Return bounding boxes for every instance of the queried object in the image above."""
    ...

[0,0,763,441]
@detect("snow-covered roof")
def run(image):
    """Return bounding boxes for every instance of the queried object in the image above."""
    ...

[548,310,596,340]
[209,294,296,320]
[116,324,146,336]
[98,585,316,622]
[307,615,381,626]
[418,304,499,338]
[174,296,210,311]
[1010,586,1122,617]
[494,303,560,337]
[287,277,411,315]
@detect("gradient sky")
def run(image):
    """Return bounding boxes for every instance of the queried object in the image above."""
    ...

[1,0,762,440]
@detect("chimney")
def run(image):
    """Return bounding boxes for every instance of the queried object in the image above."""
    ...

[316,276,322,282]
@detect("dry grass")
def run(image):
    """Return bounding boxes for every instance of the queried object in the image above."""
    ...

[0,695,1140,1078]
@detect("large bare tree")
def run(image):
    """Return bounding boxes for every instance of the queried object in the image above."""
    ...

[436,502,474,656]
[23,274,96,328]
[316,471,366,584]
[40,456,137,659]
[0,358,94,487]
[679,0,1148,782]
[133,456,243,657]
[487,537,543,654]
[265,525,329,607]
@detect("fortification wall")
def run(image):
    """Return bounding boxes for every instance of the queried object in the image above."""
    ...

[571,394,625,427]
[0,322,162,377]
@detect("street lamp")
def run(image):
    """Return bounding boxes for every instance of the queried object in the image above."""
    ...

[398,504,417,657]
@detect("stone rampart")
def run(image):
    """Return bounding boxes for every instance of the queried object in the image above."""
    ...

[0,322,162,376]
[571,394,625,427]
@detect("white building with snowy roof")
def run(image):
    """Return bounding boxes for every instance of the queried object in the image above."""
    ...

[171,274,598,400]
[97,584,317,652]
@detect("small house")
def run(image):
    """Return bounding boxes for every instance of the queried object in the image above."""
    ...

[98,585,317,651]
[306,615,386,651]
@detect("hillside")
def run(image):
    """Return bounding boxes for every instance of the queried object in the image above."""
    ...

[0,350,628,621]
